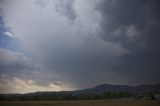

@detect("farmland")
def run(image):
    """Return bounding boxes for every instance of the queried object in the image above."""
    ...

[0,100,160,106]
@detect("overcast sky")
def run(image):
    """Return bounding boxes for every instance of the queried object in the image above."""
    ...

[0,0,160,93]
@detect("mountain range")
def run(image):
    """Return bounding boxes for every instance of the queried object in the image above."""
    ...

[74,83,160,94]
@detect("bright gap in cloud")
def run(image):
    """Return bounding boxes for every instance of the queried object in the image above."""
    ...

[0,75,73,94]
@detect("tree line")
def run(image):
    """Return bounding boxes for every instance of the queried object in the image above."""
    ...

[0,91,132,101]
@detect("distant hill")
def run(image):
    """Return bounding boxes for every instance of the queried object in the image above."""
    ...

[75,83,160,94]
[77,84,134,94]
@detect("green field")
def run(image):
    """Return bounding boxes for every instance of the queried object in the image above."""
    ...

[0,100,160,106]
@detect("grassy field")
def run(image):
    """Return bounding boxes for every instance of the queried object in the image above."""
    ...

[0,100,160,106]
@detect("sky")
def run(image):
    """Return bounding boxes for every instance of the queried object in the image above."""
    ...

[0,0,160,94]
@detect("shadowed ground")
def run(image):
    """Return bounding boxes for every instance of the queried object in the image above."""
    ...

[0,100,160,106]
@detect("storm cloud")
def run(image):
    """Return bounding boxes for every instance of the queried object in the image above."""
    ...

[0,0,160,93]
[96,0,160,84]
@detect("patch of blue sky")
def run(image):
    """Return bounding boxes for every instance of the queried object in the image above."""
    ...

[0,17,21,52]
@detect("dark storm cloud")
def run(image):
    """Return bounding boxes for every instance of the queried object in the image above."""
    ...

[3,0,128,88]
[96,0,160,83]
[54,0,77,20]
[0,48,37,76]
[39,39,127,88]
[1,0,160,92]
[97,0,160,49]
[39,0,160,87]
[35,0,77,20]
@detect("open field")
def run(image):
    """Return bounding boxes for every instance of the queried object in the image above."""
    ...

[0,100,160,106]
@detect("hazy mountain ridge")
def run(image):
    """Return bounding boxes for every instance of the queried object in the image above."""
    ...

[74,83,160,94]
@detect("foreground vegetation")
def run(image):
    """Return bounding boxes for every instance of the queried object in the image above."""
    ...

[0,100,160,106]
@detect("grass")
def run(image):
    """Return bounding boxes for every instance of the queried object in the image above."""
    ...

[0,100,160,106]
